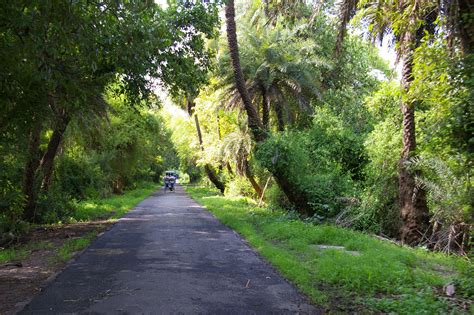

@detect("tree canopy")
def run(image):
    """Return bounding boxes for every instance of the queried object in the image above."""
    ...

[1,0,472,256]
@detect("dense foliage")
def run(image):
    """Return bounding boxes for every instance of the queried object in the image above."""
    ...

[165,0,471,254]
[1,0,471,254]
[0,0,220,242]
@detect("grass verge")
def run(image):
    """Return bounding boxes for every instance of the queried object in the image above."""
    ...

[0,241,55,264]
[0,247,28,264]
[73,182,158,221]
[53,231,98,263]
[185,185,473,314]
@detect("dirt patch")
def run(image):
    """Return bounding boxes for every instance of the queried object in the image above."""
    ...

[0,221,113,315]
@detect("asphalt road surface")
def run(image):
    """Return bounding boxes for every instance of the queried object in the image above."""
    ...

[21,185,319,314]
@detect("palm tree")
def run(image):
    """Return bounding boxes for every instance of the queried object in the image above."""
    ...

[334,0,359,57]
[218,19,323,131]
[396,2,432,245]
[225,0,266,142]
[225,0,315,216]
[439,0,474,57]
[334,0,466,245]
[186,95,226,193]
[220,125,263,197]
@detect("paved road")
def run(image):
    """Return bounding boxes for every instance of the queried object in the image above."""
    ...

[21,186,319,314]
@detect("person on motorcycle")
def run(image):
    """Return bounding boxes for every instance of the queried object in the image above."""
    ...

[168,173,176,191]
[163,171,176,191]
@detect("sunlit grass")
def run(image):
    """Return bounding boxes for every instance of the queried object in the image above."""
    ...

[186,185,473,313]
[73,182,158,221]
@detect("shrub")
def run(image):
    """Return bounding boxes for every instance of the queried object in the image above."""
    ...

[340,113,402,237]
[226,176,255,198]
[256,127,356,218]
[0,178,27,245]
[56,155,110,199]
[406,156,472,254]
[36,185,75,224]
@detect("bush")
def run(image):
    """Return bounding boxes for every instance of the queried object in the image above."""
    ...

[178,173,191,184]
[0,178,27,245]
[226,176,255,198]
[340,104,402,236]
[406,156,472,253]
[56,156,110,200]
[256,127,356,218]
[265,183,290,209]
[36,185,75,224]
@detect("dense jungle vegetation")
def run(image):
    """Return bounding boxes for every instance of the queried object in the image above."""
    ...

[1,0,472,258]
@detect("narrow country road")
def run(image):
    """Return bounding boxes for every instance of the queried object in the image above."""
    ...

[20,186,319,314]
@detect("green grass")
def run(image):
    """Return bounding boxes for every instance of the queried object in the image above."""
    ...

[73,182,158,221]
[185,185,473,314]
[0,241,54,263]
[0,247,29,263]
[54,231,98,263]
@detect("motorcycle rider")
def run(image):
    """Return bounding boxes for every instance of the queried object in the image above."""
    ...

[163,171,176,191]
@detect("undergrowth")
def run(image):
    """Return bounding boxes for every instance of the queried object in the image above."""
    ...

[72,182,158,221]
[185,185,473,314]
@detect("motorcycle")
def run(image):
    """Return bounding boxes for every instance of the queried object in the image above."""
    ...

[163,171,177,193]
[164,179,175,192]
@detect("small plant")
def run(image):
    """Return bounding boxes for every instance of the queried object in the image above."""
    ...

[0,247,28,263]
[55,231,98,263]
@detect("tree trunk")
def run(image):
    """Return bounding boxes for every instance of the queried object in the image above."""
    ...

[22,120,43,221]
[217,112,223,140]
[39,116,70,192]
[271,85,286,131]
[398,45,430,246]
[226,162,234,176]
[225,0,266,142]
[272,172,313,216]
[457,0,474,56]
[274,102,285,131]
[188,98,226,194]
[194,114,226,193]
[216,113,227,173]
[204,165,226,193]
[335,0,359,57]
[261,86,270,129]
[243,159,263,197]
[112,176,125,195]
